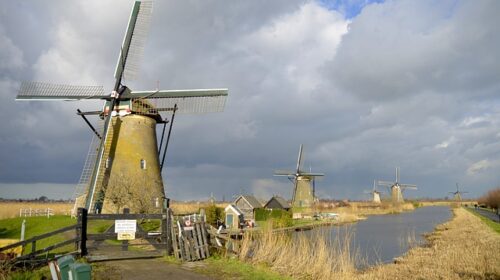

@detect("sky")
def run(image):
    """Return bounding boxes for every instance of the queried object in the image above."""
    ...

[0,0,499,201]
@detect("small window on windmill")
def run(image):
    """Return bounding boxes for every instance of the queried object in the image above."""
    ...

[140,159,146,170]
[105,157,112,169]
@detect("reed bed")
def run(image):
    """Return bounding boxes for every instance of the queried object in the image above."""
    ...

[238,225,360,279]
[0,202,73,220]
[169,201,228,215]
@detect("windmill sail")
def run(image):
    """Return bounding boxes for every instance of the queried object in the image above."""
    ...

[129,89,228,114]
[114,1,153,83]
[16,82,106,100]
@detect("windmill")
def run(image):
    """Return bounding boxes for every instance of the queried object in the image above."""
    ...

[274,145,324,208]
[377,167,416,204]
[449,183,467,201]
[16,1,228,214]
[364,180,381,203]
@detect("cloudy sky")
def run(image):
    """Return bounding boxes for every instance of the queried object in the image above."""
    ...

[0,0,499,201]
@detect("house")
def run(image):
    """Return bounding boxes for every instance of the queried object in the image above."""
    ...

[264,196,291,211]
[224,204,244,229]
[234,195,262,221]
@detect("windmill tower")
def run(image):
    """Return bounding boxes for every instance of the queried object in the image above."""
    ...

[449,183,467,201]
[274,145,324,208]
[365,180,381,203]
[16,1,228,214]
[377,167,416,204]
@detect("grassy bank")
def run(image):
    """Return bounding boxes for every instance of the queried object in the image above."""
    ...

[465,207,500,234]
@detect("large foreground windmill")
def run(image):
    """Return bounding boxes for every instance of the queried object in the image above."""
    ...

[365,180,381,203]
[274,145,324,208]
[377,167,416,204]
[16,1,228,214]
[449,183,467,201]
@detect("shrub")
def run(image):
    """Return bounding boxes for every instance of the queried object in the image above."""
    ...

[204,205,224,226]
[478,187,500,210]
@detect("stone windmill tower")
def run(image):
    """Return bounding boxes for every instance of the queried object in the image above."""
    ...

[16,1,228,214]
[365,180,381,203]
[274,145,324,208]
[449,183,467,201]
[377,167,416,204]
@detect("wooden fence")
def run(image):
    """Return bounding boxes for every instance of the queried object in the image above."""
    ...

[19,208,54,218]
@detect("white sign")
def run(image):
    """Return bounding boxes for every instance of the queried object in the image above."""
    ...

[115,220,136,233]
[117,232,136,240]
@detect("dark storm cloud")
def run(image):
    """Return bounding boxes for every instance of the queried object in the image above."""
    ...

[0,0,499,201]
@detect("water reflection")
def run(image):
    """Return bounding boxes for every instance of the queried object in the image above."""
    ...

[295,206,452,268]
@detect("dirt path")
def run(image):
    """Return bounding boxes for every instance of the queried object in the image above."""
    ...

[92,258,213,280]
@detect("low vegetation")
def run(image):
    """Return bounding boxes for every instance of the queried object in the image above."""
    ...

[237,227,359,279]
[465,207,500,234]
[0,202,73,220]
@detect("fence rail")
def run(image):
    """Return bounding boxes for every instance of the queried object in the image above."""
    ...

[19,208,54,218]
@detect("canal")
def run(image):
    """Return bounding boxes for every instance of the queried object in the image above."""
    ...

[297,206,452,268]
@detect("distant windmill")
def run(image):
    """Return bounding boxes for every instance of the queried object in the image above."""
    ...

[364,180,381,203]
[274,145,324,208]
[449,183,467,201]
[377,167,416,204]
[16,1,228,214]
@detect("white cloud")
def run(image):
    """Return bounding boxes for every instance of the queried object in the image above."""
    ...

[467,160,492,175]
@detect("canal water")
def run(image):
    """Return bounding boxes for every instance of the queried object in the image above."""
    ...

[298,206,452,268]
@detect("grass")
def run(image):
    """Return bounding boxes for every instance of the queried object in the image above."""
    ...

[465,207,500,234]
[196,255,290,280]
[0,215,114,257]
[1,266,51,280]
[0,215,76,254]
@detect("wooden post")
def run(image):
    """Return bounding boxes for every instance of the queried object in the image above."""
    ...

[121,208,130,251]
[78,208,88,256]
[161,208,172,255]
[31,240,36,256]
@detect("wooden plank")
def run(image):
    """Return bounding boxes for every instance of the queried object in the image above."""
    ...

[195,223,205,259]
[187,230,198,261]
[191,225,202,260]
[170,223,180,260]
[200,222,210,257]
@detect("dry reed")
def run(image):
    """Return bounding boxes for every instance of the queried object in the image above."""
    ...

[238,224,359,279]
[169,201,228,215]
[0,202,73,220]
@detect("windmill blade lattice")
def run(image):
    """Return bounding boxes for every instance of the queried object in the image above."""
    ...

[114,1,153,82]
[17,82,106,100]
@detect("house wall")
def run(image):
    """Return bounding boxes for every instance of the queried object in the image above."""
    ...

[235,198,254,220]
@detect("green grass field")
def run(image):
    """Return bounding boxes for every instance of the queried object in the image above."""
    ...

[0,215,115,256]
[192,255,291,280]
